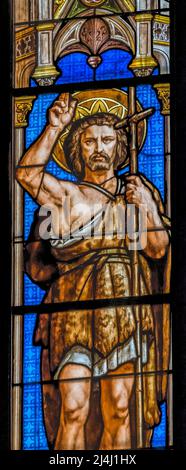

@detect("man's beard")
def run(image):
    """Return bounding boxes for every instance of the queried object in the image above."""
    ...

[87,152,114,171]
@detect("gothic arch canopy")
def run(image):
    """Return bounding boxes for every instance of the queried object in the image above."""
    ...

[53,0,135,20]
[54,15,135,62]
[154,48,170,74]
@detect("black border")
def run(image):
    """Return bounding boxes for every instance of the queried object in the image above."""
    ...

[0,0,186,456]
[172,0,186,451]
[0,0,12,452]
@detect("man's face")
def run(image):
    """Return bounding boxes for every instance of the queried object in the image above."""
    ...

[80,124,117,172]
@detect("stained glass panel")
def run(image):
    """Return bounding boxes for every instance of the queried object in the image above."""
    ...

[13,83,170,309]
[14,1,170,25]
[11,0,172,455]
[20,303,172,449]
[14,1,135,24]
[24,84,166,207]
[13,0,170,88]
[12,79,171,449]
[22,382,170,450]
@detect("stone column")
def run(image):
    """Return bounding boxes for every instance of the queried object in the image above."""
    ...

[136,0,159,9]
[154,83,171,217]
[14,0,30,23]
[129,1,158,76]
[154,83,172,446]
[11,96,36,450]
[32,0,59,85]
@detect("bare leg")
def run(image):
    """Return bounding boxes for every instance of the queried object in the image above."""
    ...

[100,363,134,450]
[55,364,91,450]
[143,342,161,428]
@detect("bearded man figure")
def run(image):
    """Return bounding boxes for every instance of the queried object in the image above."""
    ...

[16,92,170,450]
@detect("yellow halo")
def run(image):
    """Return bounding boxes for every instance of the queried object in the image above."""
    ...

[52,89,147,173]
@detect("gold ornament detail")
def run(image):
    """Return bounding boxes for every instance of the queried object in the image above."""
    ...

[123,0,135,11]
[32,64,60,85]
[52,89,147,172]
[154,14,170,25]
[15,97,36,128]
[154,84,170,115]
[80,0,106,6]
[55,0,66,6]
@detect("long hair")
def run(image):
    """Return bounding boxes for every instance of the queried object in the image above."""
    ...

[63,113,128,180]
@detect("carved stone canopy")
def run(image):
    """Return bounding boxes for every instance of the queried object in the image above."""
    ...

[79,17,109,67]
[54,13,135,69]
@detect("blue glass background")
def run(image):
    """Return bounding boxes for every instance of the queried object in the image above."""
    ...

[23,50,166,449]
[56,53,94,84]
[95,50,133,81]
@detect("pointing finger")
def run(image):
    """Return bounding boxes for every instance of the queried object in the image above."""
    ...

[58,92,70,108]
[54,101,68,108]
[69,99,78,116]
[51,105,64,114]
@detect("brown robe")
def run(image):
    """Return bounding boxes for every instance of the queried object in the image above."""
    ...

[24,175,171,448]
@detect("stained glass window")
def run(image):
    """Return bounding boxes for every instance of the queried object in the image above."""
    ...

[11,0,172,452]
[14,0,170,88]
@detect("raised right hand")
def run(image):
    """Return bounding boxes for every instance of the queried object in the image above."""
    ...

[49,93,77,132]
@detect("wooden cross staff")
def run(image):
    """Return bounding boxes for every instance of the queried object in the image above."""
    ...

[116,87,154,449]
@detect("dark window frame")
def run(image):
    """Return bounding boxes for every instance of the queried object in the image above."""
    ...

[0,0,186,452]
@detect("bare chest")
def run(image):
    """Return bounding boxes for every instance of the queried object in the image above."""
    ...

[51,188,125,241]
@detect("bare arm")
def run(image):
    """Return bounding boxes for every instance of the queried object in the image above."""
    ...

[125,175,170,259]
[16,93,77,205]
